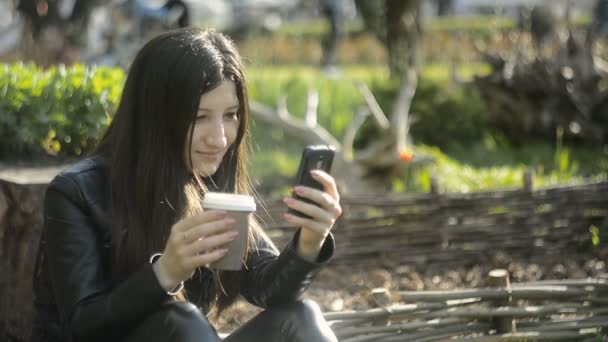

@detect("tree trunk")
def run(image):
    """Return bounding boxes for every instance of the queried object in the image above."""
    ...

[353,0,386,43]
[437,0,454,16]
[354,0,423,79]
[0,178,47,342]
[386,0,422,78]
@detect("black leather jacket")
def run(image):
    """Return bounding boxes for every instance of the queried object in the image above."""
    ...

[31,156,334,342]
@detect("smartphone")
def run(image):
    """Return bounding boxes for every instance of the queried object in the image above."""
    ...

[288,145,336,219]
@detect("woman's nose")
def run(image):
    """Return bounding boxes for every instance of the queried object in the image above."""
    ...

[204,120,228,148]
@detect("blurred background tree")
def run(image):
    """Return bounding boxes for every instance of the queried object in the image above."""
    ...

[355,0,422,78]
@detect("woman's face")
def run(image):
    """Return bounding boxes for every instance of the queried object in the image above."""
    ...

[185,80,240,176]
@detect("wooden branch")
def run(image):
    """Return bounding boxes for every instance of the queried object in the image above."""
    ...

[277,95,289,119]
[336,318,467,339]
[249,101,341,148]
[305,89,319,127]
[354,137,396,169]
[249,94,383,195]
[379,322,490,342]
[463,330,603,341]
[329,318,368,331]
[324,302,446,321]
[325,298,483,323]
[354,81,391,130]
[391,67,418,152]
[398,286,589,302]
[511,279,608,288]
[341,332,395,342]
[449,58,462,86]
[518,316,608,332]
[419,303,583,319]
[343,107,370,161]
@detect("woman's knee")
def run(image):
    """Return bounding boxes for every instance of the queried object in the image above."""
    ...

[126,302,221,342]
[277,299,337,341]
[283,299,324,321]
[274,299,331,332]
[223,299,337,342]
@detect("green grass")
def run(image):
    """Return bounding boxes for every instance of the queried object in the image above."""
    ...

[275,18,364,37]
[404,144,607,194]
[275,15,516,37]
[275,14,592,38]
[443,141,608,176]
[428,15,514,32]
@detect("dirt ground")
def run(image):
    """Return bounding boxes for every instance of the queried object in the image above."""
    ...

[213,252,608,333]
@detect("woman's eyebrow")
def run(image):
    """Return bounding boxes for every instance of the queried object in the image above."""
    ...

[198,104,240,112]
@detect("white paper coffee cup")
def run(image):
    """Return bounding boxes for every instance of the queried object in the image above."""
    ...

[202,192,256,270]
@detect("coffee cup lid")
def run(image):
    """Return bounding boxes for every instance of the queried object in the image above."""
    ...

[202,192,256,212]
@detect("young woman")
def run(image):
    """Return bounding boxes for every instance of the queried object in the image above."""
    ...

[31,28,341,342]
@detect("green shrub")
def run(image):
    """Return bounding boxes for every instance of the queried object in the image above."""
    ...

[411,81,488,148]
[0,63,123,159]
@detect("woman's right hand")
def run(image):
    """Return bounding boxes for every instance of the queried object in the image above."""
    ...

[152,210,238,292]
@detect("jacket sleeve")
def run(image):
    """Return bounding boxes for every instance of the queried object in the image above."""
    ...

[240,228,334,308]
[44,174,171,341]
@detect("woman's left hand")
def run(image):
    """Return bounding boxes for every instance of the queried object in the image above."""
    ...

[283,169,342,260]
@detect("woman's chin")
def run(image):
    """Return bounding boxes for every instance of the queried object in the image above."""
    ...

[194,165,219,177]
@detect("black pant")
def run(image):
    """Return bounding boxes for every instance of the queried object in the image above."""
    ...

[124,300,338,342]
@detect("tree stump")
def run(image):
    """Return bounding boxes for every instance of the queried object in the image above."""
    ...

[0,169,55,342]
[487,269,516,334]
[474,29,608,145]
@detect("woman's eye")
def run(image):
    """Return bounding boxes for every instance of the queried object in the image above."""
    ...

[196,115,208,121]
[224,112,238,120]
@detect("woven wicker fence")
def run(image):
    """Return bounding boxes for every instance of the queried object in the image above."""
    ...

[260,181,608,269]
[258,180,608,340]
[323,278,608,341]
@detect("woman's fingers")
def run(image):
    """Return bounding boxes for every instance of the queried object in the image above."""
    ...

[188,248,230,269]
[284,212,330,236]
[172,210,227,232]
[310,170,340,202]
[182,217,236,244]
[163,210,238,281]
[283,170,342,248]
[292,186,342,217]
[183,230,238,256]
[283,197,334,224]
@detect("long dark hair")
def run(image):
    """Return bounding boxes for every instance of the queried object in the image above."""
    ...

[93,28,272,314]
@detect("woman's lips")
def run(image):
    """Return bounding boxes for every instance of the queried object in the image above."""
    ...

[197,151,222,160]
